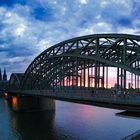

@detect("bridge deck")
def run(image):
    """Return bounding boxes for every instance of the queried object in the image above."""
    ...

[7,89,140,112]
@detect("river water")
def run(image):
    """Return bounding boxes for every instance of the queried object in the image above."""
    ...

[0,98,140,140]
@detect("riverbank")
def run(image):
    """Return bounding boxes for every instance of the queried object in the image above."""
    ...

[134,134,140,140]
[122,130,140,140]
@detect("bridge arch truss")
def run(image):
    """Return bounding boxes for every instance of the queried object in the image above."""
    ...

[21,34,140,90]
[9,73,24,90]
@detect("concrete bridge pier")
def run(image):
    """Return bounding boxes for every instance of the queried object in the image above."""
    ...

[8,95,55,112]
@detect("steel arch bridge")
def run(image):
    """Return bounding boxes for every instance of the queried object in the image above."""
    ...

[9,73,24,90]
[21,34,140,90]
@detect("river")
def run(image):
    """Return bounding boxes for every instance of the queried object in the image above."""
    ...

[0,98,140,140]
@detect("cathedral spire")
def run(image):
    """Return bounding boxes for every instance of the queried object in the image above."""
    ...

[3,68,7,81]
[0,68,2,81]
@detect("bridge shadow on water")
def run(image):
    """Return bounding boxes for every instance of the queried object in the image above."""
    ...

[11,110,67,140]
[116,111,140,120]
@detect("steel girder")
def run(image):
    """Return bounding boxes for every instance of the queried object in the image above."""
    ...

[21,34,140,90]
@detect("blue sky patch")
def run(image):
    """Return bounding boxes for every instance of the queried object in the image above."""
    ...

[32,7,55,21]
[0,0,26,6]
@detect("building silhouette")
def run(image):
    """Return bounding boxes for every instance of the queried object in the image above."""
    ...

[3,68,7,81]
[0,68,2,81]
[0,68,8,95]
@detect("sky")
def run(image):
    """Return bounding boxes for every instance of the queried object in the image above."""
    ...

[0,0,140,79]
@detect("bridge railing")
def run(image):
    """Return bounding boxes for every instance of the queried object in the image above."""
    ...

[7,88,140,106]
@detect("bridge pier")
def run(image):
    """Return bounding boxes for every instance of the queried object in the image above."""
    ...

[7,95,55,112]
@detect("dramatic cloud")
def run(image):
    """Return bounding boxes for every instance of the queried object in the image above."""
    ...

[0,0,140,78]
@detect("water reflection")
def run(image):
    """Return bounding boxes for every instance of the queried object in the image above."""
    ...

[11,111,57,140]
[1,99,140,140]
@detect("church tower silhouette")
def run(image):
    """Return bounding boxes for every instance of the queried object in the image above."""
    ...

[3,68,7,81]
[0,68,2,81]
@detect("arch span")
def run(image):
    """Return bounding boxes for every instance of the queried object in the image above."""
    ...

[9,73,24,90]
[21,34,140,90]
